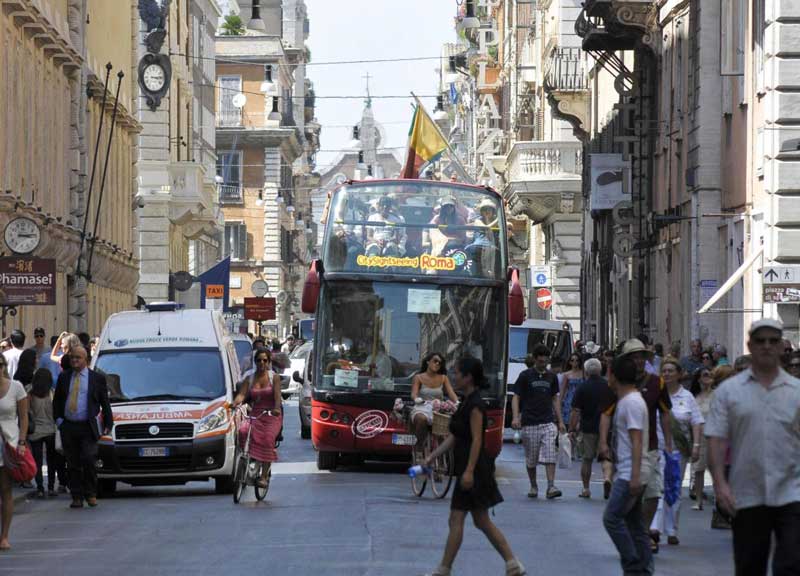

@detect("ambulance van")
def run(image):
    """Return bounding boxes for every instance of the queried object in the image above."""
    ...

[92,303,241,494]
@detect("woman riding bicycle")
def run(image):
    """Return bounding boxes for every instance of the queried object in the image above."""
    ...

[232,348,282,489]
[410,353,458,453]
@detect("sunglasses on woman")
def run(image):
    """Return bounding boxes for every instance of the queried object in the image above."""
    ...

[430,358,442,365]
[256,358,271,364]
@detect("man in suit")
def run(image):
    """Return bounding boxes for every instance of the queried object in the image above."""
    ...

[53,345,113,508]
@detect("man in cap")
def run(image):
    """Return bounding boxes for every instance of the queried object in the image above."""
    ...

[29,327,57,387]
[424,195,468,256]
[600,338,672,553]
[705,319,800,575]
[366,195,407,257]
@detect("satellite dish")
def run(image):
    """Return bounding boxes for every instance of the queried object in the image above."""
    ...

[232,93,247,108]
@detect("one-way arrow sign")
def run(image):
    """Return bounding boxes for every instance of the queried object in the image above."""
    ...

[763,266,800,285]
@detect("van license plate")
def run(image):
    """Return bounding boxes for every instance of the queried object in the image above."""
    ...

[392,434,416,446]
[139,447,169,457]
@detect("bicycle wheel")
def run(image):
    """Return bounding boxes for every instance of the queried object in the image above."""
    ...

[254,466,270,501]
[410,439,427,497]
[232,452,248,504]
[429,436,453,499]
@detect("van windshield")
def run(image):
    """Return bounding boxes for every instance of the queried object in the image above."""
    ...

[509,327,571,365]
[95,349,226,402]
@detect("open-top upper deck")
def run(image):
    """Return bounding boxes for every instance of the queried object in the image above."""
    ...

[321,180,507,281]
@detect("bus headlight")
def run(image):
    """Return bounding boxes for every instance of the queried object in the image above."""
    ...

[197,407,228,433]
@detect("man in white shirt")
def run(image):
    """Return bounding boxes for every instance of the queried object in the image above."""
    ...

[706,318,800,575]
[603,355,653,576]
[2,329,25,380]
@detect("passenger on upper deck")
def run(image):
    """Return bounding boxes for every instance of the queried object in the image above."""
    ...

[423,195,469,256]
[332,190,368,268]
[465,198,499,277]
[365,195,407,257]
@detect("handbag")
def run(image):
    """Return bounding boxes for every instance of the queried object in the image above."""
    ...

[1,431,37,483]
[558,433,572,469]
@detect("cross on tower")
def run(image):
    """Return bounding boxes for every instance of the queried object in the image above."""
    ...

[362,71,372,107]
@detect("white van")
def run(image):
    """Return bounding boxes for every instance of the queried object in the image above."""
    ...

[505,319,574,428]
[92,303,240,494]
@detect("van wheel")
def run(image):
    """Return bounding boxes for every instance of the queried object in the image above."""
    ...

[98,480,116,498]
[316,451,338,471]
[282,393,291,400]
[300,425,311,440]
[214,475,235,494]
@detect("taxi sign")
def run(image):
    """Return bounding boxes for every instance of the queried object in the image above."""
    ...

[205,284,224,299]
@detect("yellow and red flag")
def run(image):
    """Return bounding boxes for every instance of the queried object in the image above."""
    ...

[401,104,448,179]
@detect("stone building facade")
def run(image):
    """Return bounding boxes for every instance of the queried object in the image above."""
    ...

[0,0,141,336]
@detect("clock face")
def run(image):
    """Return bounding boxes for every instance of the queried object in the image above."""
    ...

[143,63,166,92]
[4,217,41,254]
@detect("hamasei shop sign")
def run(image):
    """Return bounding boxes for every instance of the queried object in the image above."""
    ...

[0,257,56,305]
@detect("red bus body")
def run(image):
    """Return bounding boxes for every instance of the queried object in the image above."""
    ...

[307,179,513,469]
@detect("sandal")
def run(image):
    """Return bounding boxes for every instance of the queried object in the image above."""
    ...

[424,566,451,576]
[257,477,270,489]
[527,487,538,499]
[649,531,660,554]
[578,489,591,499]
[505,558,527,576]
[692,503,704,511]
[603,479,612,500]
[667,535,680,546]
[546,486,562,499]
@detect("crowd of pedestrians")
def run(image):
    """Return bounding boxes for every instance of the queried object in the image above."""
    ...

[511,320,798,575]
[0,327,110,551]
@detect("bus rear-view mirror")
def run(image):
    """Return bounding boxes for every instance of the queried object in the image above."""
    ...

[293,370,302,383]
[508,267,524,326]
[302,260,322,314]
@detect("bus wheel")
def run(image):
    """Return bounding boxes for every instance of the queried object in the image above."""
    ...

[317,451,338,471]
[214,474,235,494]
[300,424,311,440]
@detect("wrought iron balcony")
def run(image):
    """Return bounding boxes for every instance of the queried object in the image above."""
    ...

[544,48,589,136]
[218,184,243,205]
[575,1,658,52]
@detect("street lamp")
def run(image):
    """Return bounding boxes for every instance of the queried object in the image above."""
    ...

[260,64,275,94]
[268,96,281,122]
[433,94,448,121]
[349,125,361,149]
[460,0,480,30]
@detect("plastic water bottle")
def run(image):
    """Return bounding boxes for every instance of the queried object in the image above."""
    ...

[408,465,430,478]
[513,430,521,444]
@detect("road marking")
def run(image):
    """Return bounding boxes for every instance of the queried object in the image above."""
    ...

[271,461,330,475]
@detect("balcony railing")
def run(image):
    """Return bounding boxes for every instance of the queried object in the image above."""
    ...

[216,112,284,128]
[218,184,243,204]
[545,47,587,92]
[507,141,583,182]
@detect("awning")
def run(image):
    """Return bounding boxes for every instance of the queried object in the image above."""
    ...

[698,246,763,314]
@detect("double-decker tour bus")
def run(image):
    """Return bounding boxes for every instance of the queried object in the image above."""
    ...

[301,179,524,470]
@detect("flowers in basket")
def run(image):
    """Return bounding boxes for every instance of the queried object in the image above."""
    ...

[431,399,458,415]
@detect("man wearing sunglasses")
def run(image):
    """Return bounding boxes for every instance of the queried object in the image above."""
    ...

[705,319,800,575]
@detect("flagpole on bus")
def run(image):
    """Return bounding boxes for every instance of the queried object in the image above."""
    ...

[410,92,475,184]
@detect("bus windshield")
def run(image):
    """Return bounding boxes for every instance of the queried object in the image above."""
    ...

[324,182,504,279]
[316,281,506,399]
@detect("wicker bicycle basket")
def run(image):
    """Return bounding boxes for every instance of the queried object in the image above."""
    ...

[432,411,451,436]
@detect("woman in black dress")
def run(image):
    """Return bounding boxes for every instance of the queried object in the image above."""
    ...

[424,357,526,576]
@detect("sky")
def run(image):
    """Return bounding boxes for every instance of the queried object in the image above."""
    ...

[304,0,456,174]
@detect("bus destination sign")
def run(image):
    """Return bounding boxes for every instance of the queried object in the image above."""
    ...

[0,257,56,305]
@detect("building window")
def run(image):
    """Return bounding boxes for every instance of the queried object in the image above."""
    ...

[218,75,242,126]
[224,222,248,261]
[230,275,242,289]
[216,151,243,203]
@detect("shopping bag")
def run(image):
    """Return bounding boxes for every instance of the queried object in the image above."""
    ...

[558,433,572,469]
[3,443,37,483]
[663,450,682,506]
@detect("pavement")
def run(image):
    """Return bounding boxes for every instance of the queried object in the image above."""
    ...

[2,401,734,575]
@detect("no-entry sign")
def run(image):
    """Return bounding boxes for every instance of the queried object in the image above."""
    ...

[536,288,553,311]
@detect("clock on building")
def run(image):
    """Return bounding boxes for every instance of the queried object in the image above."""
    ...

[4,217,41,254]
[137,53,171,111]
[142,62,166,92]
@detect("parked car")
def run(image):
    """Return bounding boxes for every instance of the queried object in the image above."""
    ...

[231,333,253,378]
[293,344,313,439]
[281,341,311,400]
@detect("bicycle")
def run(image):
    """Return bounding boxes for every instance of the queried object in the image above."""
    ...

[232,406,280,504]
[407,403,453,499]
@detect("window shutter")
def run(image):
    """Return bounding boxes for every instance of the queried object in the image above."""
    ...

[223,224,232,259]
[237,224,247,260]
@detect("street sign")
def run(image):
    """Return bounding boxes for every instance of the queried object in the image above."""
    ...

[530,265,551,288]
[762,265,800,285]
[0,257,56,305]
[536,288,553,311]
[244,297,276,321]
[762,265,800,303]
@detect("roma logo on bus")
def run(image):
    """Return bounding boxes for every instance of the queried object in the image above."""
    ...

[352,410,389,439]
